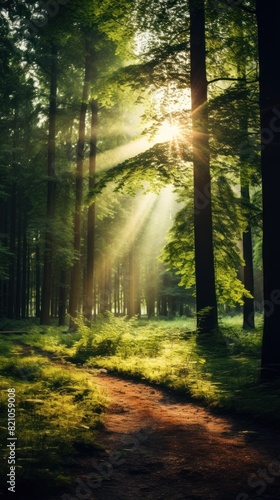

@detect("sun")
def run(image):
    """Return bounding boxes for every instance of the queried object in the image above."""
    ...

[156,120,182,143]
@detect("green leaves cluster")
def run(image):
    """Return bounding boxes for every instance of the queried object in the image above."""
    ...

[88,141,192,198]
[161,176,251,306]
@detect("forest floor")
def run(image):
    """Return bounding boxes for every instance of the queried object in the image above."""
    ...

[55,372,280,500]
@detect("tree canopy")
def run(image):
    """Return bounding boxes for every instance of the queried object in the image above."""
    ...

[1,0,280,377]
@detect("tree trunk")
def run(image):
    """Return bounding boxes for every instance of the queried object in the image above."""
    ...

[241,183,255,329]
[189,0,218,333]
[40,43,57,325]
[15,208,21,319]
[99,256,111,313]
[68,48,91,327]
[35,241,41,318]
[7,103,19,319]
[84,99,98,320]
[0,202,8,317]
[256,1,280,379]
[7,181,16,319]
[236,18,255,330]
[26,237,30,318]
[21,220,27,319]
[127,246,136,318]
[58,269,67,326]
[146,265,155,318]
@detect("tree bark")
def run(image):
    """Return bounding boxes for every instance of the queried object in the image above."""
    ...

[84,99,98,320]
[40,43,57,325]
[58,269,67,326]
[7,181,16,319]
[127,245,136,318]
[189,0,218,333]
[35,240,41,318]
[7,104,19,319]
[21,219,27,319]
[256,1,280,379]
[236,17,255,330]
[68,43,91,327]
[15,207,21,319]
[241,183,255,329]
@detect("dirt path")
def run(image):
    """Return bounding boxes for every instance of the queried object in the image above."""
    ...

[62,372,280,500]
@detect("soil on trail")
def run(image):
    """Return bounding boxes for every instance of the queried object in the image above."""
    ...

[63,373,280,500]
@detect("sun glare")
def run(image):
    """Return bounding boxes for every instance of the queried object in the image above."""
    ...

[156,121,182,143]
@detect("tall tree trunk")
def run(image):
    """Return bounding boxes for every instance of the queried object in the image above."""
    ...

[189,0,218,333]
[26,237,30,318]
[84,99,98,320]
[241,183,255,329]
[146,264,155,318]
[127,245,136,318]
[256,1,280,379]
[0,202,8,317]
[7,104,19,319]
[21,219,27,319]
[7,181,16,319]
[68,43,91,327]
[35,240,41,318]
[58,269,67,326]
[237,18,255,330]
[15,208,21,319]
[99,256,111,313]
[40,43,57,325]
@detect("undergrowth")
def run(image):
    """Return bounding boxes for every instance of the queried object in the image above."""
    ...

[0,326,107,496]
[69,313,280,422]
[1,313,280,495]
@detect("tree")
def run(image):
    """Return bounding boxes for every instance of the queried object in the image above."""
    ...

[84,98,98,320]
[40,42,58,325]
[256,1,280,379]
[189,0,218,332]
[68,37,93,325]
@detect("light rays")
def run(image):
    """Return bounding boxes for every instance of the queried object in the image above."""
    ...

[156,121,182,143]
[94,185,178,306]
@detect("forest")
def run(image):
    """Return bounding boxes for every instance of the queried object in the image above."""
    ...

[1,0,280,499]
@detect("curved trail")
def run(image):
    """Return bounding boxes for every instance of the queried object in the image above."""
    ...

[69,373,280,500]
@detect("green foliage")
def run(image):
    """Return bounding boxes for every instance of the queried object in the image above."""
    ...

[83,315,280,423]
[0,329,107,494]
[0,355,47,380]
[88,141,191,200]
[160,176,251,306]
[1,315,279,499]
[71,313,131,363]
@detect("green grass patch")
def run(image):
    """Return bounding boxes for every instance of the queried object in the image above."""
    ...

[1,314,280,494]
[0,324,107,496]
[68,313,280,423]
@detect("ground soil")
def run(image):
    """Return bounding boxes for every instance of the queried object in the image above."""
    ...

[58,372,280,500]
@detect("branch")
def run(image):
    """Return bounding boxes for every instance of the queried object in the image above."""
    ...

[215,0,256,15]
[207,77,258,85]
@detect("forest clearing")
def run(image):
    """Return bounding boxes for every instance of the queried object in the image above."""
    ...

[1,0,280,498]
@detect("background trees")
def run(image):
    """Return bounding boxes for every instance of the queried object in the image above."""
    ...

[2,0,280,381]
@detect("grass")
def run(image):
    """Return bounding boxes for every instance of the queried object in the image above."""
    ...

[1,313,280,495]
[68,312,280,422]
[0,326,107,497]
